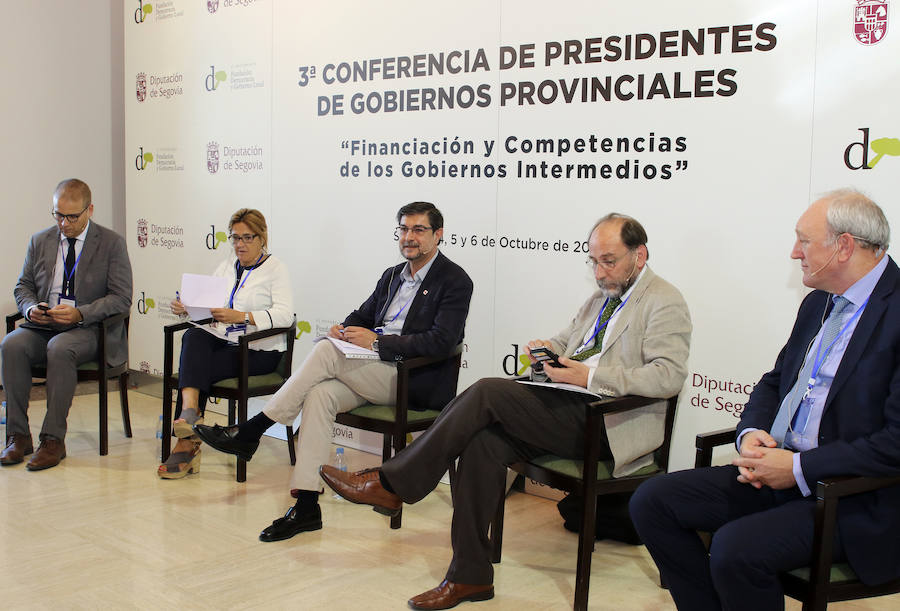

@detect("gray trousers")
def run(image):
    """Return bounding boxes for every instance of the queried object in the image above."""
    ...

[264,340,397,491]
[1,325,98,441]
[381,377,600,585]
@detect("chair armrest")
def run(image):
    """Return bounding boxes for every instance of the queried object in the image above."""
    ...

[6,311,24,333]
[238,323,295,344]
[587,394,664,416]
[696,427,738,452]
[816,475,900,500]
[163,319,207,336]
[694,427,737,468]
[397,342,464,372]
[98,311,129,329]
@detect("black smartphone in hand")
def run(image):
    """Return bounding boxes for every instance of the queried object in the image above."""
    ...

[530,347,565,368]
[37,304,51,311]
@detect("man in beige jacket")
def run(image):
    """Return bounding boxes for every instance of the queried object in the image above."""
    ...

[321,212,692,610]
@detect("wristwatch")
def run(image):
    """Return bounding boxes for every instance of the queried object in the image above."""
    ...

[371,339,379,353]
[244,312,250,325]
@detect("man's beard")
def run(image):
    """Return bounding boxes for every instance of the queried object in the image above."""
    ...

[596,272,637,299]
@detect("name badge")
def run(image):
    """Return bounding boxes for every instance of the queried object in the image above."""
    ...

[59,297,76,308]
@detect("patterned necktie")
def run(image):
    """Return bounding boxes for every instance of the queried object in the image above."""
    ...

[571,297,622,362]
[771,296,853,446]
[62,237,77,297]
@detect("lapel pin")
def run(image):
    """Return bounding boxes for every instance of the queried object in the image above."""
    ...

[423,289,428,295]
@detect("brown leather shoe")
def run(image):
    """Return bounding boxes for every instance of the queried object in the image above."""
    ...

[0,433,34,465]
[26,437,66,471]
[408,580,494,610]
[319,465,402,516]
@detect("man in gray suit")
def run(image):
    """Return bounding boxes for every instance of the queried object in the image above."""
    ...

[321,213,691,610]
[1,179,132,470]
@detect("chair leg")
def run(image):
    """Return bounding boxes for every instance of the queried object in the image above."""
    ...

[286,425,296,465]
[98,373,109,456]
[490,495,505,564]
[573,493,600,611]
[236,398,247,483]
[119,372,132,438]
[388,433,405,529]
[162,380,174,463]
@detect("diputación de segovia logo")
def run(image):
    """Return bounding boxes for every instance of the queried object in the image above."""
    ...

[854,0,890,45]
[207,142,220,174]
[137,219,149,248]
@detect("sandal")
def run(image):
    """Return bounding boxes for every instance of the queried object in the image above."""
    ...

[173,407,204,439]
[157,443,201,479]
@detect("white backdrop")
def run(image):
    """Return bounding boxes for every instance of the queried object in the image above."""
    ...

[125,0,899,470]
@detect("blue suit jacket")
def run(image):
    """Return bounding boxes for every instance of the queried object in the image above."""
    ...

[738,256,900,585]
[343,251,473,411]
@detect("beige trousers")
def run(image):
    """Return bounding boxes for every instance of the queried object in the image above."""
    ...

[264,339,396,491]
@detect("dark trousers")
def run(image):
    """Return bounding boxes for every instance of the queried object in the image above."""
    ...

[381,377,605,585]
[629,465,845,611]
[175,328,282,418]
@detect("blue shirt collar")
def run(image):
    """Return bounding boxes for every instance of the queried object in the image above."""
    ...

[838,255,889,307]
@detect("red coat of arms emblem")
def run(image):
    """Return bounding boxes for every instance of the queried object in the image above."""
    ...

[207,142,220,174]
[136,72,147,102]
[137,218,149,247]
[855,0,890,45]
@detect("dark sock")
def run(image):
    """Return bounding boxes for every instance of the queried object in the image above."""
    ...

[235,412,275,442]
[292,489,319,513]
[379,471,395,494]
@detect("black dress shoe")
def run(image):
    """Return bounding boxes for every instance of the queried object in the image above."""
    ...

[192,423,259,461]
[259,505,323,542]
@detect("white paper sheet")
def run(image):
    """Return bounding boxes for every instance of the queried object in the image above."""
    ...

[180,273,232,321]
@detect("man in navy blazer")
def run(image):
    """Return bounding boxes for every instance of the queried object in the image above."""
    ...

[1,178,133,470]
[630,188,900,610]
[195,201,473,541]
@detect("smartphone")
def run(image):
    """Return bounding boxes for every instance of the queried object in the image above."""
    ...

[37,304,51,311]
[530,347,565,368]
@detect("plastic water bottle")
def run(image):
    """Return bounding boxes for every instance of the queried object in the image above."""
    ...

[156,414,164,459]
[0,401,6,425]
[332,446,347,499]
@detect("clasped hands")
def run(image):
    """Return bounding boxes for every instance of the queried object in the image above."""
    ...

[732,429,797,490]
[329,324,378,350]
[28,303,82,326]
[525,339,590,388]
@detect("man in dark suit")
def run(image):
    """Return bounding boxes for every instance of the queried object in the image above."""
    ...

[1,178,133,470]
[195,201,473,541]
[630,188,900,610]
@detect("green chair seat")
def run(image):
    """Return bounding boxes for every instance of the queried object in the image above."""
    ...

[346,404,441,423]
[530,454,661,481]
[787,563,858,584]
[212,372,286,390]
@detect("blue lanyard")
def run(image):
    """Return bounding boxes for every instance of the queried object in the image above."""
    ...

[228,253,263,308]
[578,294,630,351]
[801,296,869,400]
[59,239,83,293]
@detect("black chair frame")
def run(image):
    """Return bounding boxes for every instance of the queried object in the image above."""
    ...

[696,427,900,610]
[335,342,464,529]
[490,393,679,611]
[162,318,296,482]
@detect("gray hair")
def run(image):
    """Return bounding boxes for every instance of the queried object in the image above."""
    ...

[823,188,890,255]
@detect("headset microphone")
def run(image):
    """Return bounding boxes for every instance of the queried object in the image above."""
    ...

[807,246,840,278]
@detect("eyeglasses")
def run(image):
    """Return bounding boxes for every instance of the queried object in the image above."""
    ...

[395,225,434,238]
[229,233,258,244]
[51,206,90,223]
[585,250,633,271]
